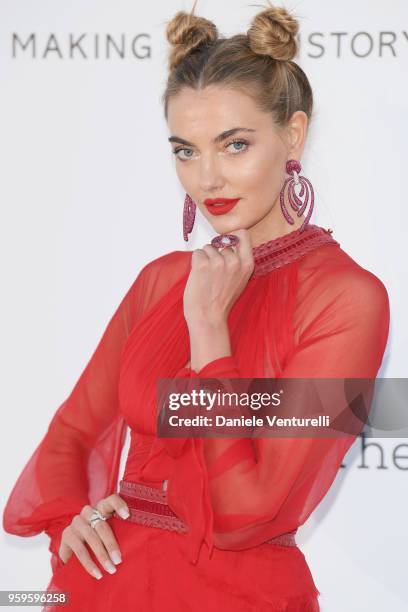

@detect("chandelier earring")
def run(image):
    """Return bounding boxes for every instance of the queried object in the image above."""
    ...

[280,159,314,232]
[183,193,196,242]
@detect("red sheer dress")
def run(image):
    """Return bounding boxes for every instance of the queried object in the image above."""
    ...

[2,224,390,611]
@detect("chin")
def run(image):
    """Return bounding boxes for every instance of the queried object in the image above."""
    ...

[209,215,245,234]
[211,224,238,236]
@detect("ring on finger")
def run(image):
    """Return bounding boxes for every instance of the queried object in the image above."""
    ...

[89,507,108,530]
[210,234,240,249]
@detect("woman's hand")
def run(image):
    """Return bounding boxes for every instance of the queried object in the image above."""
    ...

[183,228,254,328]
[58,494,130,580]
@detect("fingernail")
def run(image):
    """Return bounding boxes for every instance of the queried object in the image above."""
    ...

[111,550,122,565]
[104,560,117,574]
[118,507,130,519]
[93,568,103,580]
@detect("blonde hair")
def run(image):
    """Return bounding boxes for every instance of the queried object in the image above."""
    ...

[162,1,313,129]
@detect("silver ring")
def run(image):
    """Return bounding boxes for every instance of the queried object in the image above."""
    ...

[89,507,107,529]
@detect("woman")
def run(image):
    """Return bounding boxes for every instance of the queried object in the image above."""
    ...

[2,3,390,611]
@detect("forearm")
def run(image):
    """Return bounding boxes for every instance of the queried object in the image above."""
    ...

[186,318,280,531]
[188,319,232,373]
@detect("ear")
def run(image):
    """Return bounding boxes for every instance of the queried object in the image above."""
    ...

[286,110,308,159]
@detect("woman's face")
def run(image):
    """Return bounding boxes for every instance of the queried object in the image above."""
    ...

[167,85,308,246]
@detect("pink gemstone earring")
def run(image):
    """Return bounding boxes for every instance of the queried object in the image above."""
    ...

[280,159,314,232]
[183,193,196,242]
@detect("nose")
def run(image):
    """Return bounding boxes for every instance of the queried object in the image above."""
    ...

[198,151,225,193]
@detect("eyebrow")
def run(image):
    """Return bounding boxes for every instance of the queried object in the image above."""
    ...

[168,127,256,147]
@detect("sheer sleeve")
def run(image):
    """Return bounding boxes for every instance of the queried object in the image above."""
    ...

[2,251,185,572]
[165,266,390,560]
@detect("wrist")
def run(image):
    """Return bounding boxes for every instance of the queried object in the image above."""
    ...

[187,317,228,335]
[187,318,231,373]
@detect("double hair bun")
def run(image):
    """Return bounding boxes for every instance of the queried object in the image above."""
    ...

[165,2,299,72]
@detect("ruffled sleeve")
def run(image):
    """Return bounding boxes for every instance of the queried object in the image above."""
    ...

[160,267,390,563]
[2,253,183,573]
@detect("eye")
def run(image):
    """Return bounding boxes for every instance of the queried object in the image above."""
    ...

[172,147,194,161]
[226,139,249,154]
[171,138,250,161]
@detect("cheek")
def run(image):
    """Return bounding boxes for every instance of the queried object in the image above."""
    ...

[234,144,283,184]
[175,164,194,193]
[235,156,282,195]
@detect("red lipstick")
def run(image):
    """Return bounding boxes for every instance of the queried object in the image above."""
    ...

[203,197,240,215]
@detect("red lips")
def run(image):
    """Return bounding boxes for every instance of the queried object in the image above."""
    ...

[203,197,240,215]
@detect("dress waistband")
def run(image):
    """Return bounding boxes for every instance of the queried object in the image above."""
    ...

[114,479,297,548]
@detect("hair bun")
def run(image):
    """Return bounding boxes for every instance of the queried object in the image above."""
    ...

[247,4,299,62]
[165,9,218,72]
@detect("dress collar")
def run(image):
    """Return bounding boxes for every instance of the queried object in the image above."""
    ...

[251,224,340,278]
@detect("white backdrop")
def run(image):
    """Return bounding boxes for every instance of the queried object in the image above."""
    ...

[1,1,406,610]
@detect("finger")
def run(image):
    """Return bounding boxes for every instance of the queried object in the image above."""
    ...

[201,244,225,266]
[192,248,210,260]
[81,494,123,574]
[58,530,73,565]
[202,243,239,270]
[95,496,129,565]
[75,516,119,574]
[191,248,211,268]
[97,494,130,520]
[64,520,104,580]
[91,495,129,561]
[226,229,254,272]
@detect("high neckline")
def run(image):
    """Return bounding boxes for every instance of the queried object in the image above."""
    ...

[251,224,340,278]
